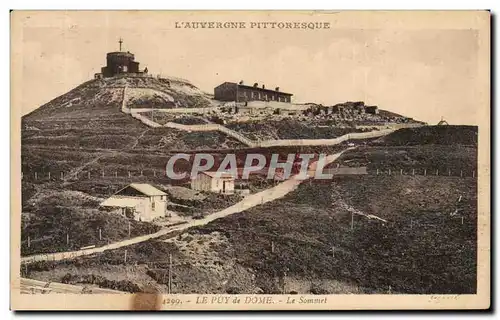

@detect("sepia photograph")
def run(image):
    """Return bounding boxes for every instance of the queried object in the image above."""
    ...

[10,10,490,310]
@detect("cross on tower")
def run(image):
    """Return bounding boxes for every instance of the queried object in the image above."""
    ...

[119,38,123,51]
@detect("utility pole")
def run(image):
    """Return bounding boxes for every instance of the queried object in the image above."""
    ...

[128,221,131,238]
[99,228,102,241]
[168,253,172,294]
[27,236,30,248]
[124,250,128,264]
[351,212,354,230]
[271,241,275,253]
[331,246,335,258]
[66,233,69,245]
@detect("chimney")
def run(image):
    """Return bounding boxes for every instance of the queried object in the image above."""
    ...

[262,84,265,89]
[275,87,280,92]
[253,82,258,88]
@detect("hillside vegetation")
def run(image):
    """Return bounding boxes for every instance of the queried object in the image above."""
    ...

[376,125,478,146]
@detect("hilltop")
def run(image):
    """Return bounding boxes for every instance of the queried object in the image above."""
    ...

[25,76,214,121]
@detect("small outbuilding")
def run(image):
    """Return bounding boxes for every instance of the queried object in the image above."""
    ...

[100,183,168,222]
[191,171,235,194]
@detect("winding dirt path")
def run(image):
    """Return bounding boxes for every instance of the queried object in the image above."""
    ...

[21,149,353,264]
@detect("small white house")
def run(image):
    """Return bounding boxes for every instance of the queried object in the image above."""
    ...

[100,183,168,222]
[191,171,235,194]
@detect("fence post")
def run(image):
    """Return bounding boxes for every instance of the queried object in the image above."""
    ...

[424,169,427,176]
[400,169,403,175]
[48,172,51,180]
[128,171,131,178]
[376,168,379,175]
[34,172,37,180]
[412,169,415,176]
[473,171,475,178]
[115,171,118,178]
[88,172,91,179]
[388,168,391,176]
[448,169,451,176]
[61,172,64,180]
[102,170,104,177]
[436,169,439,176]
[460,170,463,177]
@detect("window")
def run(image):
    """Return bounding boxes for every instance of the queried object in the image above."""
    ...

[152,201,156,211]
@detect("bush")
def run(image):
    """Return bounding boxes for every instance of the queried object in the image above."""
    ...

[61,273,142,293]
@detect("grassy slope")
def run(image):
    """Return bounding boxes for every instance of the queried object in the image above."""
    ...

[338,125,478,174]
[226,120,365,140]
[25,125,477,294]
[191,175,476,294]
[26,174,476,294]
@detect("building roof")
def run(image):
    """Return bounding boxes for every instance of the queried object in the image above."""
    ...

[200,171,235,179]
[219,82,293,96]
[100,196,143,208]
[115,183,167,197]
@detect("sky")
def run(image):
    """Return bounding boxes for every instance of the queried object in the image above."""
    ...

[13,11,487,125]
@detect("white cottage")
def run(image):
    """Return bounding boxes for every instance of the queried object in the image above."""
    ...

[191,171,235,194]
[100,183,168,222]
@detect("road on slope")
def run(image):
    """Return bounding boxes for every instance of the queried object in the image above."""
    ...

[21,148,354,264]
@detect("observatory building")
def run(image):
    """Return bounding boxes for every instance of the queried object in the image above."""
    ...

[94,38,148,79]
[214,81,293,103]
